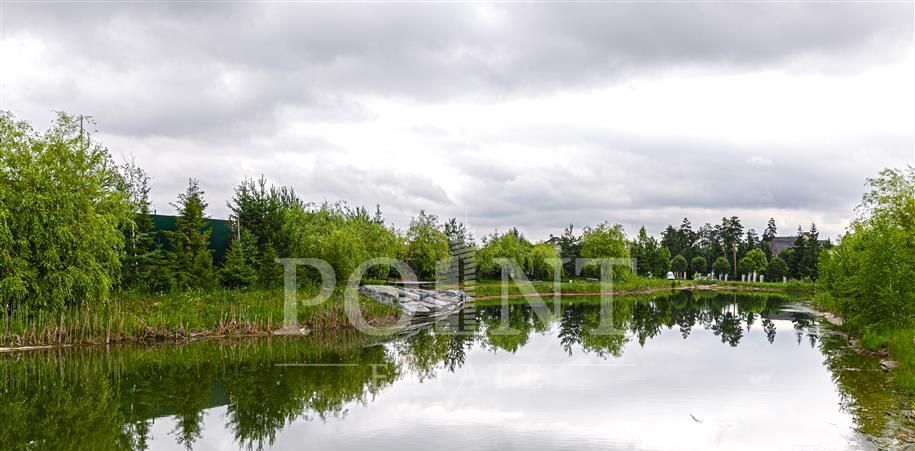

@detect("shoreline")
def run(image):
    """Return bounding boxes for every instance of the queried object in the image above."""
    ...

[1,281,808,353]
[471,282,798,302]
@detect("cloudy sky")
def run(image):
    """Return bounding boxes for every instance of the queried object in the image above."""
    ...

[1,2,912,241]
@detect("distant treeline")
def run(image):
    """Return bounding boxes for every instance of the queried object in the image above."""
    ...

[0,112,831,316]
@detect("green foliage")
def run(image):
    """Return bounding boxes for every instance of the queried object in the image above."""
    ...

[670,255,688,273]
[655,247,671,277]
[792,223,821,280]
[119,160,158,290]
[767,256,788,280]
[284,202,402,281]
[164,180,215,290]
[737,256,755,276]
[820,166,915,328]
[558,224,581,277]
[477,228,533,279]
[743,248,768,275]
[402,211,450,280]
[690,256,707,275]
[529,243,560,280]
[579,222,632,280]
[0,112,132,313]
[220,229,258,288]
[257,244,283,287]
[228,176,302,280]
[712,256,730,276]
[631,226,661,276]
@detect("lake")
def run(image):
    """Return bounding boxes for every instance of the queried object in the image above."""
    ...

[1,291,911,450]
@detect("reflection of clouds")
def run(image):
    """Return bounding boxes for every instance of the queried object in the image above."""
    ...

[137,297,867,450]
[206,321,857,450]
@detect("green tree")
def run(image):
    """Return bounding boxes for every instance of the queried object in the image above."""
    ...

[718,216,744,263]
[767,255,788,281]
[119,160,159,290]
[558,224,581,277]
[477,229,532,279]
[165,179,215,290]
[781,248,798,279]
[0,112,132,312]
[580,222,632,280]
[819,166,915,327]
[284,202,401,281]
[632,226,659,276]
[690,256,707,276]
[744,248,768,274]
[737,256,755,276]
[655,247,671,278]
[403,211,450,280]
[529,243,560,280]
[228,176,301,272]
[762,218,777,260]
[219,230,257,288]
[257,243,283,287]
[712,257,731,276]
[670,255,688,276]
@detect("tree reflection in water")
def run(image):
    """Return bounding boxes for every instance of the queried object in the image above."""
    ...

[0,291,897,450]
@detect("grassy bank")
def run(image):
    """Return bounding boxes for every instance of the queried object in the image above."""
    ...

[471,276,813,299]
[2,277,813,349]
[814,293,915,393]
[1,286,399,349]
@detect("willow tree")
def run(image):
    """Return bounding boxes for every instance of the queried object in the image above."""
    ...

[579,222,632,280]
[476,229,533,280]
[0,112,132,312]
[402,211,450,280]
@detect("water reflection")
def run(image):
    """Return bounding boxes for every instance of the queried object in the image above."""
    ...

[0,291,907,450]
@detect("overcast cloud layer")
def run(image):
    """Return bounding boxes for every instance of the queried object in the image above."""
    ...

[2,3,912,240]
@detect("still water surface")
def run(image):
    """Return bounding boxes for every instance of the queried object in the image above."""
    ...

[1,292,909,450]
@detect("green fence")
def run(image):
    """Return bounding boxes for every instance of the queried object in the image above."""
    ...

[150,215,231,263]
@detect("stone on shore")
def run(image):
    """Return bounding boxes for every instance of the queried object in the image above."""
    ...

[359,285,468,318]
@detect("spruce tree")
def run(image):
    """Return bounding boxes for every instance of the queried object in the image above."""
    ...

[166,179,215,290]
[220,235,256,288]
[257,243,283,287]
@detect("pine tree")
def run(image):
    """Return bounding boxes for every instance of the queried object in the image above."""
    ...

[806,222,821,280]
[761,218,777,260]
[763,218,777,242]
[559,224,581,277]
[165,179,215,290]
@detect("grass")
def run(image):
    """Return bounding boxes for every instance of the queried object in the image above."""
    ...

[1,276,813,349]
[693,278,817,294]
[859,328,915,392]
[814,292,915,394]
[1,285,399,348]
[470,276,810,298]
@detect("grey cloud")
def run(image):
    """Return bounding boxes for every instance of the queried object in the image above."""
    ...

[4,3,911,241]
[6,3,910,138]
